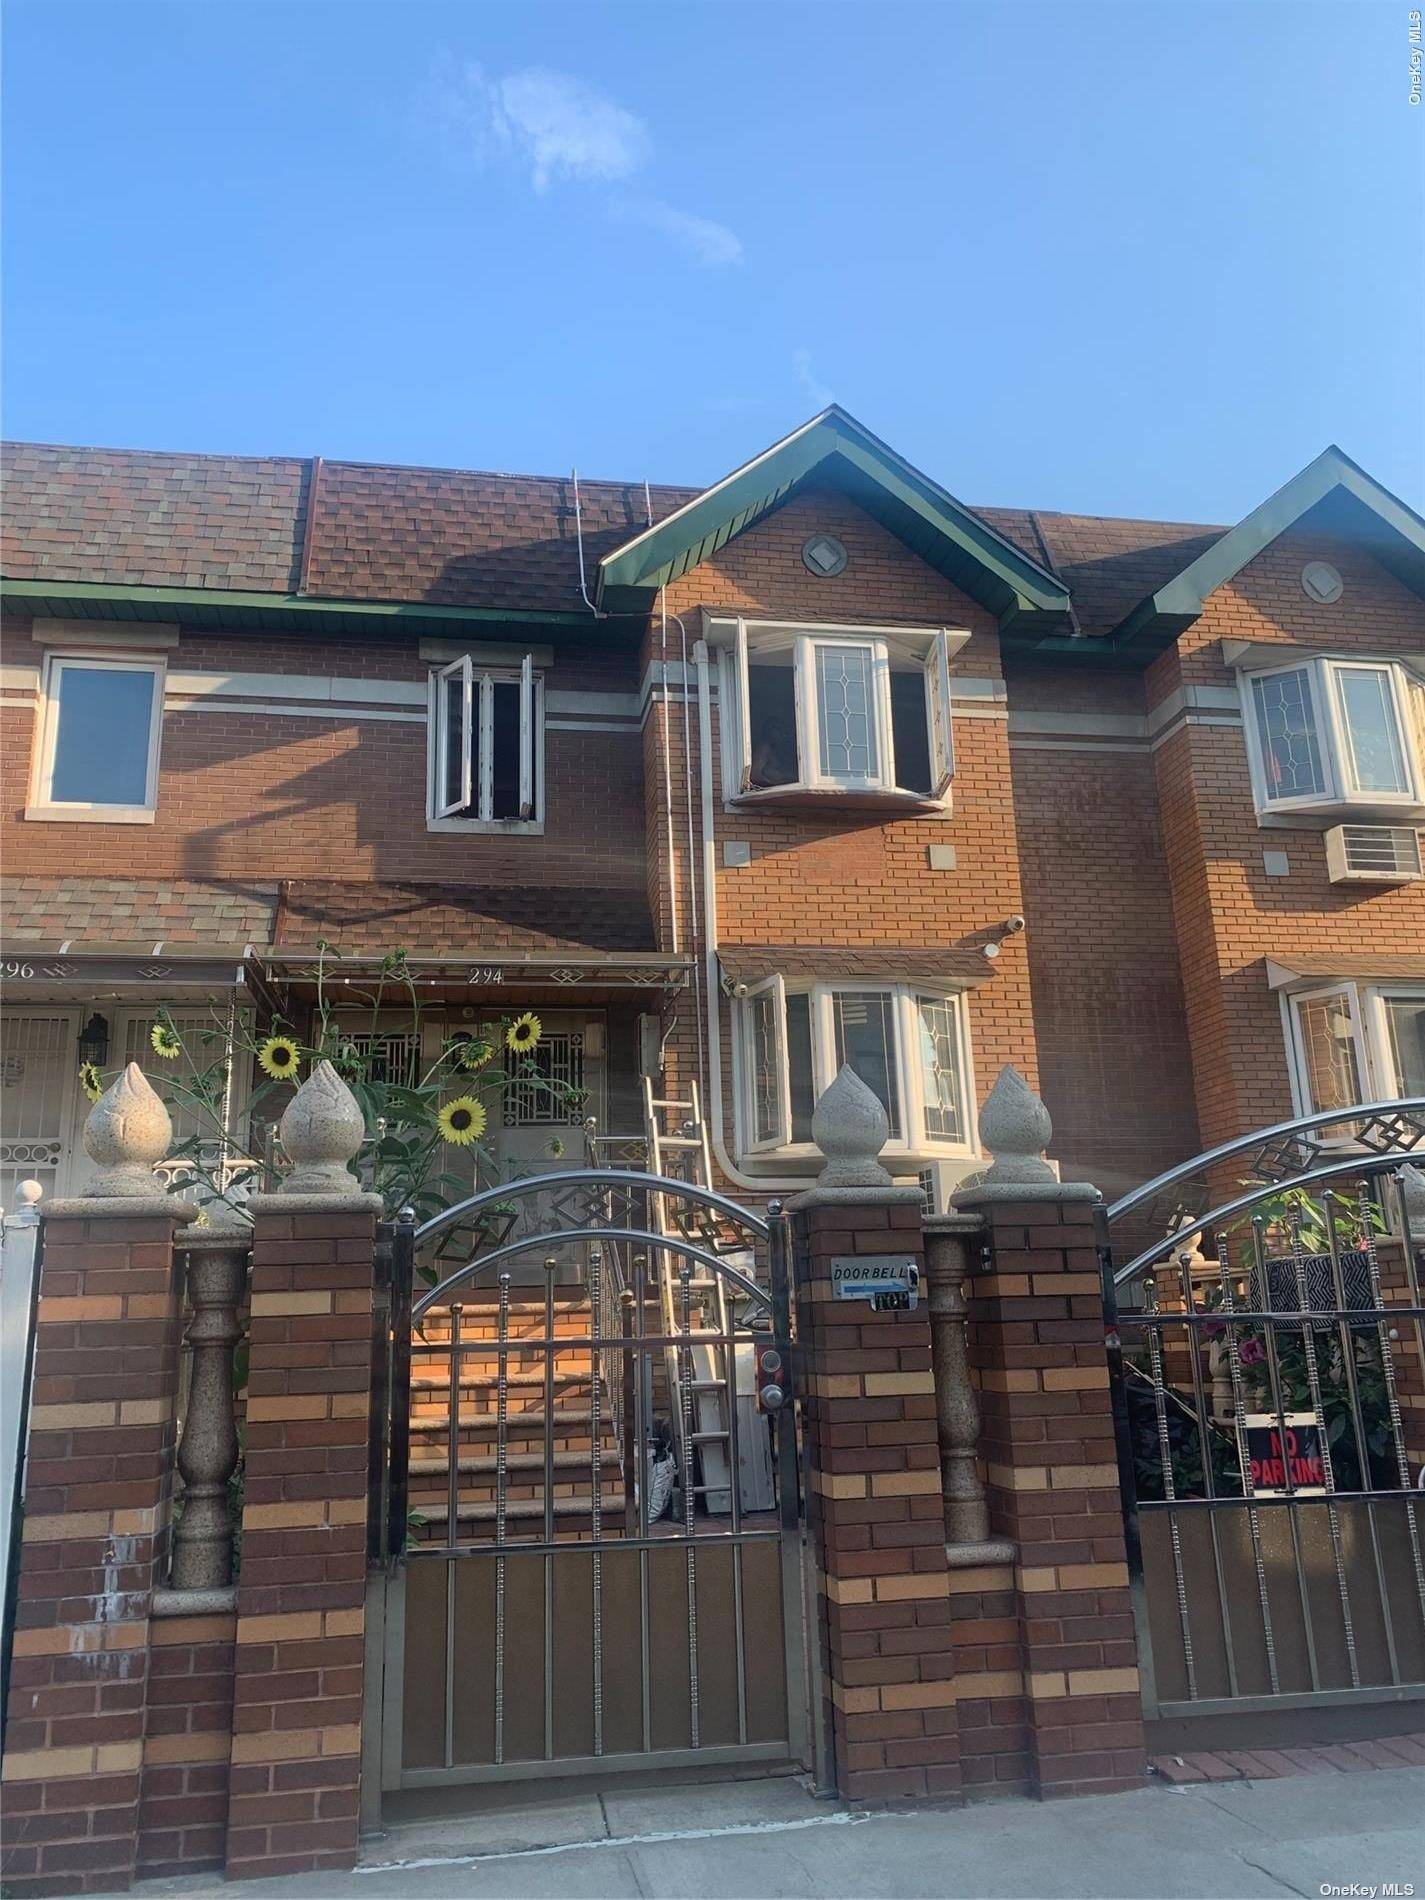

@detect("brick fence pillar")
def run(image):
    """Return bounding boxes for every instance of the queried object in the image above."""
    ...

[955,1066,1147,1799]
[224,1061,383,1881]
[0,1066,195,1895]
[788,1066,959,1803]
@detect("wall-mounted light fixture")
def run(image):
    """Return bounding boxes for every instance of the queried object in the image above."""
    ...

[78,1012,111,1068]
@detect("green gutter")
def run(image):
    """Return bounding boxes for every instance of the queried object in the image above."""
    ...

[0,577,597,632]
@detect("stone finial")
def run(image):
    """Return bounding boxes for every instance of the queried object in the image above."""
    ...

[82,1063,173,1199]
[277,1060,367,1195]
[1400,1163,1425,1240]
[976,1066,1057,1187]
[811,1064,893,1189]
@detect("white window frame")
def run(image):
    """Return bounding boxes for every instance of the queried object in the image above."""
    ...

[1283,980,1425,1125]
[1241,656,1425,819]
[720,618,962,807]
[26,651,166,823]
[426,654,544,833]
[732,978,977,1163]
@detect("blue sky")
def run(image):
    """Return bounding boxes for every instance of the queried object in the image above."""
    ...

[3,1,1421,524]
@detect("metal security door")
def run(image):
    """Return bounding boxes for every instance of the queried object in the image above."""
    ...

[366,1171,818,1806]
[0,1008,81,1205]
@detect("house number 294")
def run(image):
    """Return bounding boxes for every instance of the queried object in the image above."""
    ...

[465,968,505,985]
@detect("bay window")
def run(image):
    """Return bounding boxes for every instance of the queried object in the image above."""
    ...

[736,979,975,1160]
[1244,656,1425,817]
[1286,983,1425,1120]
[720,619,962,807]
[427,653,543,831]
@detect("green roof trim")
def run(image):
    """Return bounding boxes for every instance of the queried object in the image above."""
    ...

[595,406,1072,632]
[0,578,596,636]
[1110,446,1425,650]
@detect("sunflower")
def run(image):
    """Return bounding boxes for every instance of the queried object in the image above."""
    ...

[506,1012,542,1055]
[150,1021,183,1060]
[78,1062,103,1103]
[437,1096,487,1146]
[446,1036,494,1075]
[257,1035,301,1082]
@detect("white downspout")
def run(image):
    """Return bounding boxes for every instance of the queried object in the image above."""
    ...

[695,637,802,1192]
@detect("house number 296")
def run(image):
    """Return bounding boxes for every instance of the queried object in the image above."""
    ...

[2,962,35,980]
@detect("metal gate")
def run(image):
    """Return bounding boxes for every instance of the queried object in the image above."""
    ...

[1099,1098,1425,1723]
[364,1168,820,1807]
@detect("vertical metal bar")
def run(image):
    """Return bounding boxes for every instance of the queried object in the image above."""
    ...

[1143,1275,1197,1699]
[768,1211,810,1772]
[724,1299,748,1750]
[1323,1193,1399,1685]
[1370,1176,1425,1625]
[1178,1251,1239,1700]
[385,1214,415,1566]
[635,1251,651,1755]
[1254,1230,1320,1692]
[621,1290,637,1537]
[589,1248,604,1757]
[495,1270,510,1766]
[444,1302,462,1770]
[679,1260,700,1747]
[1286,1202,1360,1688]
[543,1255,556,1760]
[1216,1235,1281,1694]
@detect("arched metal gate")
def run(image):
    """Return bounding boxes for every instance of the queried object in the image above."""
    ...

[1098,1099,1425,1725]
[363,1169,819,1809]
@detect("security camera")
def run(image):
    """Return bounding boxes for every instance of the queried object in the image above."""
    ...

[1003,915,1026,935]
[732,981,751,998]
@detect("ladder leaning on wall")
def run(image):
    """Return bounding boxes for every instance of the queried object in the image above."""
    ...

[642,1077,776,1514]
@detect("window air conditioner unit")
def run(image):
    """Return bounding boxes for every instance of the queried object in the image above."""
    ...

[1324,824,1424,885]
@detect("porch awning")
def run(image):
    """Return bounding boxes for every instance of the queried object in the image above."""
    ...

[259,948,690,992]
[0,939,253,995]
[1264,953,1425,990]
[716,944,999,988]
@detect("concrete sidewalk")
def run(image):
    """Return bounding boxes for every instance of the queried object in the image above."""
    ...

[125,1765,1425,1900]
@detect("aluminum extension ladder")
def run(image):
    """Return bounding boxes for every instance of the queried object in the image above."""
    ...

[641,1078,766,1514]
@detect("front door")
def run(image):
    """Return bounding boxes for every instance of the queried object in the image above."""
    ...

[0,1007,81,1205]
[488,1012,606,1284]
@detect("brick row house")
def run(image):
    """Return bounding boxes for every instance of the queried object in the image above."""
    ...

[2,408,1423,1216]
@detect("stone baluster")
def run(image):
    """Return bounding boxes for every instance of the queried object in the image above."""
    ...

[168,1227,248,1596]
[924,1217,1011,1561]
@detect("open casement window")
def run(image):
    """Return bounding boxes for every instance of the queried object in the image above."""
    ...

[1244,657,1425,817]
[743,975,791,1152]
[730,619,958,805]
[30,653,165,821]
[735,980,974,1162]
[429,654,542,828]
[1285,982,1425,1132]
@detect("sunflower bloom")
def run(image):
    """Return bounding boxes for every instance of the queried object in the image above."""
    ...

[437,1096,487,1146]
[448,1037,494,1074]
[150,1021,182,1060]
[78,1062,103,1103]
[257,1035,301,1081]
[506,1012,542,1055]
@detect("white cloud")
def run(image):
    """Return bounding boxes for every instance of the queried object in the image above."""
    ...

[429,59,740,267]
[793,348,834,409]
[494,68,650,192]
[613,198,742,268]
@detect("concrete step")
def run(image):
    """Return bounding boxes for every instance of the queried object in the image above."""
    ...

[409,1448,620,1478]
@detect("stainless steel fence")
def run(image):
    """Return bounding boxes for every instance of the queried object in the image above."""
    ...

[1099,1102,1425,1720]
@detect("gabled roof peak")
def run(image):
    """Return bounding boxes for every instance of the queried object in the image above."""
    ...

[595,406,1072,632]
[1109,444,1425,649]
